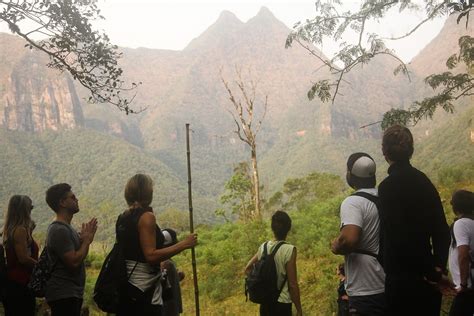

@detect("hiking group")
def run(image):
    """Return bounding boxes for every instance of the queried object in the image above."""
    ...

[0,175,195,316]
[0,124,472,316]
[327,125,474,316]
[243,125,473,316]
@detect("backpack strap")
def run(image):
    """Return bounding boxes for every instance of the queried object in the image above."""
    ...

[353,248,378,258]
[351,191,380,207]
[262,241,268,257]
[269,241,288,296]
[269,241,286,257]
[350,192,381,259]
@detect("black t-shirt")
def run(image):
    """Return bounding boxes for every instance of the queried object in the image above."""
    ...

[116,207,164,263]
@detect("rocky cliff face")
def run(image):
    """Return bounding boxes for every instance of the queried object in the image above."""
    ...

[0,8,468,142]
[0,47,84,132]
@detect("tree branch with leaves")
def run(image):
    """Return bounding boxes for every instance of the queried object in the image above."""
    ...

[286,0,473,129]
[383,34,474,128]
[216,162,255,222]
[0,0,143,114]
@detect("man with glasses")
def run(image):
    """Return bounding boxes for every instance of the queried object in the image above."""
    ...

[45,183,98,316]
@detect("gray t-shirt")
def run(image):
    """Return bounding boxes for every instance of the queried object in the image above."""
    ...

[340,188,385,296]
[45,221,85,302]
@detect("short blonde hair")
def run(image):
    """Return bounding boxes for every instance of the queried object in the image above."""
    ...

[124,174,154,208]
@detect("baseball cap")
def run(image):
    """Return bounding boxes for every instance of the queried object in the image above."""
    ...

[348,154,376,178]
[162,228,177,246]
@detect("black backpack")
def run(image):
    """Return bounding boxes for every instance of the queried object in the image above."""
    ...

[93,241,130,313]
[28,222,73,297]
[245,241,287,304]
[93,213,140,313]
[28,246,56,297]
[351,191,384,267]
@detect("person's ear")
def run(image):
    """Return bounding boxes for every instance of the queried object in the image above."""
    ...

[58,198,67,209]
[346,171,354,188]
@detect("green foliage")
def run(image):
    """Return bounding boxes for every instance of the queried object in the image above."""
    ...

[412,105,474,183]
[307,80,331,102]
[157,208,190,233]
[0,128,219,240]
[287,0,474,129]
[84,251,104,270]
[383,35,473,129]
[438,165,474,188]
[0,0,141,112]
[267,172,345,211]
[170,172,346,314]
[174,168,471,315]
[217,161,255,221]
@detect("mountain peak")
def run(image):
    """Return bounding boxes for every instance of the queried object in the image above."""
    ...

[256,6,275,19]
[184,10,243,51]
[245,6,289,33]
[217,10,241,23]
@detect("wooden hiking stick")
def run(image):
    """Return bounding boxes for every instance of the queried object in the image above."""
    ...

[186,123,200,316]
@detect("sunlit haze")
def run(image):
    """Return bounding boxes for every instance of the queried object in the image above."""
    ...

[93,0,447,63]
[0,0,448,63]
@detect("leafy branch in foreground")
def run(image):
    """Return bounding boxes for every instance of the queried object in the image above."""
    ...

[0,0,143,114]
[382,34,474,129]
[286,0,473,129]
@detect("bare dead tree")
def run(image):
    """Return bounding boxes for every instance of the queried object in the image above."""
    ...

[220,67,268,220]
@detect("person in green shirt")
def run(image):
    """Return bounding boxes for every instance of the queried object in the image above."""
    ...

[245,211,303,316]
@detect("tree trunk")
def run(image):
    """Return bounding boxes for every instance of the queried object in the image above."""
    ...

[251,146,261,219]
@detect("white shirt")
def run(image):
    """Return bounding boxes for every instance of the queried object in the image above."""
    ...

[448,218,474,289]
[340,188,385,296]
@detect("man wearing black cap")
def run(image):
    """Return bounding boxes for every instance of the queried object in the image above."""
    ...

[331,153,385,316]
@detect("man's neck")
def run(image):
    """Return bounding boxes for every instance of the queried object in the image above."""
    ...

[55,210,73,225]
[354,186,375,191]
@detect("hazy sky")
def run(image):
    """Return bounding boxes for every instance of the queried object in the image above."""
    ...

[0,0,448,63]
[94,0,447,62]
